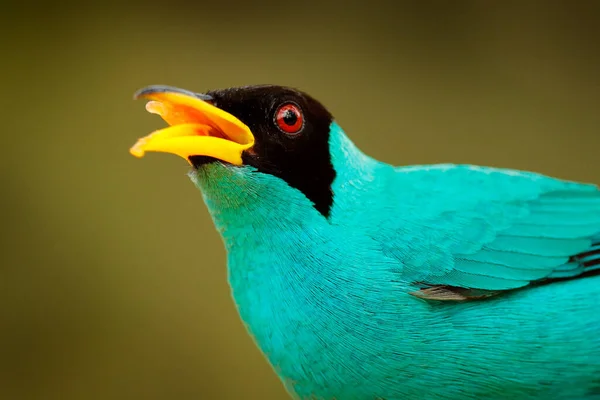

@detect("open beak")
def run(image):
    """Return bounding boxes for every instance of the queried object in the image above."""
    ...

[130,85,254,165]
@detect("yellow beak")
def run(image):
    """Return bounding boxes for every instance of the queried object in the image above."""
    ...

[130,85,255,165]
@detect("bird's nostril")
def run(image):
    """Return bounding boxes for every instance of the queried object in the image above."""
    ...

[194,92,213,102]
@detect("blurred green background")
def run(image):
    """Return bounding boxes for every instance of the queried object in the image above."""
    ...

[2,1,599,399]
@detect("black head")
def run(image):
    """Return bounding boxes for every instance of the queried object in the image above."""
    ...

[190,85,335,217]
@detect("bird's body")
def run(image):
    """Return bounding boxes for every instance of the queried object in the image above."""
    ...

[131,85,600,399]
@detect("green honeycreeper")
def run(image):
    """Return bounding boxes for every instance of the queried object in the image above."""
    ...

[130,85,600,400]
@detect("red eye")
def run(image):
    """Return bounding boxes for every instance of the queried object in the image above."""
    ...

[275,103,304,134]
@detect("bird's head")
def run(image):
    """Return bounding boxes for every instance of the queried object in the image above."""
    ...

[131,85,372,229]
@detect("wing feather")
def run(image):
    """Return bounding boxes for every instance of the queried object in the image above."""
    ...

[383,165,600,297]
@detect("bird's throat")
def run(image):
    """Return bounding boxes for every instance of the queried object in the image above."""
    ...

[189,162,328,248]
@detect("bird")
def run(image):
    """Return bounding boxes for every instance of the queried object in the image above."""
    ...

[130,84,600,400]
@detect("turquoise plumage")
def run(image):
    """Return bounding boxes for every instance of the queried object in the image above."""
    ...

[131,85,600,399]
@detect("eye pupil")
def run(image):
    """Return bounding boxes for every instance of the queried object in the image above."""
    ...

[282,109,297,125]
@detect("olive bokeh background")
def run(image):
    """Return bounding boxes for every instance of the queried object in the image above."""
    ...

[2,1,599,399]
